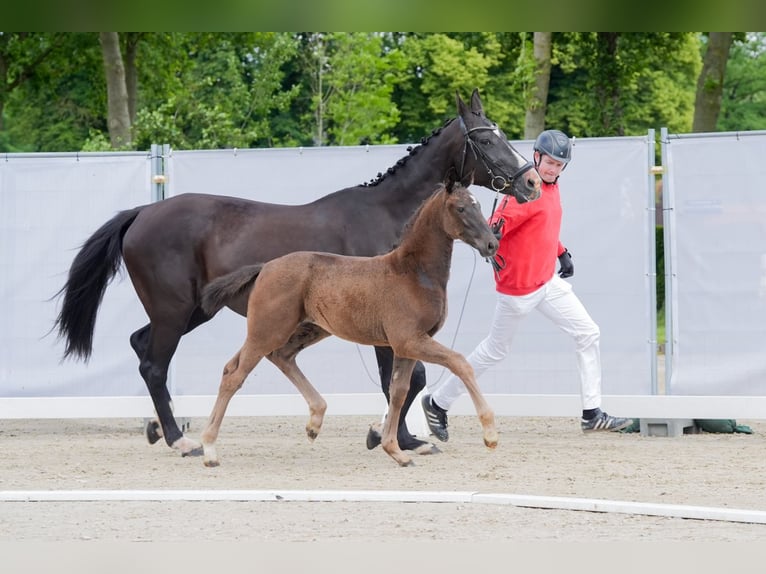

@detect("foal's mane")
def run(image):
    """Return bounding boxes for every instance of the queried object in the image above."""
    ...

[390,183,447,250]
[360,118,456,187]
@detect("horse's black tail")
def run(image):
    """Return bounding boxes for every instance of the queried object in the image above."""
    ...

[201,264,265,316]
[53,207,144,361]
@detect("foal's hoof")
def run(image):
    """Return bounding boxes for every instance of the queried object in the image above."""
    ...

[306,427,319,442]
[484,437,499,450]
[145,420,162,445]
[203,460,220,468]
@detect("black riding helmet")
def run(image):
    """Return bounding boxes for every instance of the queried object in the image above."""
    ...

[533,129,572,165]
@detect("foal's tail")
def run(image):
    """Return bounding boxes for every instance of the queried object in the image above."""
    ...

[201,264,265,316]
[53,207,144,361]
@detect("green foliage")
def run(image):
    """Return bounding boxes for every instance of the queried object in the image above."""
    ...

[3,33,106,152]
[132,33,299,150]
[546,33,701,137]
[718,32,766,131]
[300,32,406,146]
[1,32,763,152]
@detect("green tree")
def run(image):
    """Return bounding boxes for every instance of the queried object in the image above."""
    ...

[718,32,766,131]
[548,33,700,137]
[132,33,299,150]
[693,32,734,132]
[393,33,506,142]
[293,33,405,146]
[3,33,104,152]
[99,32,131,148]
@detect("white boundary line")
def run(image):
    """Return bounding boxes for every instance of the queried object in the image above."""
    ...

[2,489,765,525]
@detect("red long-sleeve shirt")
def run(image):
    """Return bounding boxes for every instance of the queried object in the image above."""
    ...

[489,181,566,296]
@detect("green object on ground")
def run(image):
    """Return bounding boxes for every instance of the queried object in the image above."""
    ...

[695,419,754,434]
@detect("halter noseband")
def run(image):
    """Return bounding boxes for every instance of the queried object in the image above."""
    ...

[458,116,535,192]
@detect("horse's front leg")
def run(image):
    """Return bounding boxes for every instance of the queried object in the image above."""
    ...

[400,336,498,449]
[380,357,417,467]
[201,345,264,467]
[366,347,439,455]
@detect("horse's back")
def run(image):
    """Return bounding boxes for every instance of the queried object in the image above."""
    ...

[254,250,438,347]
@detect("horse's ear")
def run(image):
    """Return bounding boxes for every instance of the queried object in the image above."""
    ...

[470,89,483,115]
[444,165,458,192]
[456,91,468,117]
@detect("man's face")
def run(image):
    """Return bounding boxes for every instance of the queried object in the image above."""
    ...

[535,152,566,184]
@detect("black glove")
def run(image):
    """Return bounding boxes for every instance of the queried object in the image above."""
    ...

[487,218,505,271]
[558,249,574,278]
[490,218,504,241]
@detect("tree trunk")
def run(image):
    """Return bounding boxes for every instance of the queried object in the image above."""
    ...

[99,32,132,148]
[123,33,140,125]
[692,33,733,133]
[524,32,552,140]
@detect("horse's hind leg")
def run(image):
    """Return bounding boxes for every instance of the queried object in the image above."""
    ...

[130,324,167,445]
[366,347,439,455]
[130,309,211,457]
[267,323,330,441]
[268,352,327,442]
[201,345,265,467]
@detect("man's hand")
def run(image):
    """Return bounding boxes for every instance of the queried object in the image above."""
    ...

[558,249,574,278]
[490,218,504,241]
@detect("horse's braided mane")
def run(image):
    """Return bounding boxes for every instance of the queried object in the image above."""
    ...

[360,117,456,187]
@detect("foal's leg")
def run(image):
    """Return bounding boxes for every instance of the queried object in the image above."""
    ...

[267,323,331,441]
[201,344,265,467]
[380,357,417,467]
[366,347,439,455]
[396,336,498,449]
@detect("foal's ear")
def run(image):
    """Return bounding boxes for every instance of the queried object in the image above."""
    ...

[444,165,458,192]
[460,169,475,190]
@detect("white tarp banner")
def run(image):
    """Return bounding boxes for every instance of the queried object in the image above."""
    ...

[0,153,151,397]
[664,131,766,395]
[0,137,654,415]
[166,137,654,400]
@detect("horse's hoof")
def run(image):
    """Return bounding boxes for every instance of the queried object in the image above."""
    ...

[181,446,204,458]
[398,458,415,467]
[412,442,441,455]
[366,425,382,450]
[306,428,319,442]
[145,420,162,445]
[203,460,220,468]
[399,435,438,454]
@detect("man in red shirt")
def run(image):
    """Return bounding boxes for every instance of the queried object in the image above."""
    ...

[421,129,632,441]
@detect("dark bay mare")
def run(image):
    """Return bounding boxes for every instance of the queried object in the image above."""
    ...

[54,89,540,457]
[199,174,500,467]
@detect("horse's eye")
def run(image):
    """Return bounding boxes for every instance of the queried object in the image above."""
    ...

[457,206,465,213]
[480,138,491,145]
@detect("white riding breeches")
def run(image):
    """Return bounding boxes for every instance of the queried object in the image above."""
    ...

[430,275,602,411]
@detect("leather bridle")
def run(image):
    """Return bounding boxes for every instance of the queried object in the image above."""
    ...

[458,116,535,193]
